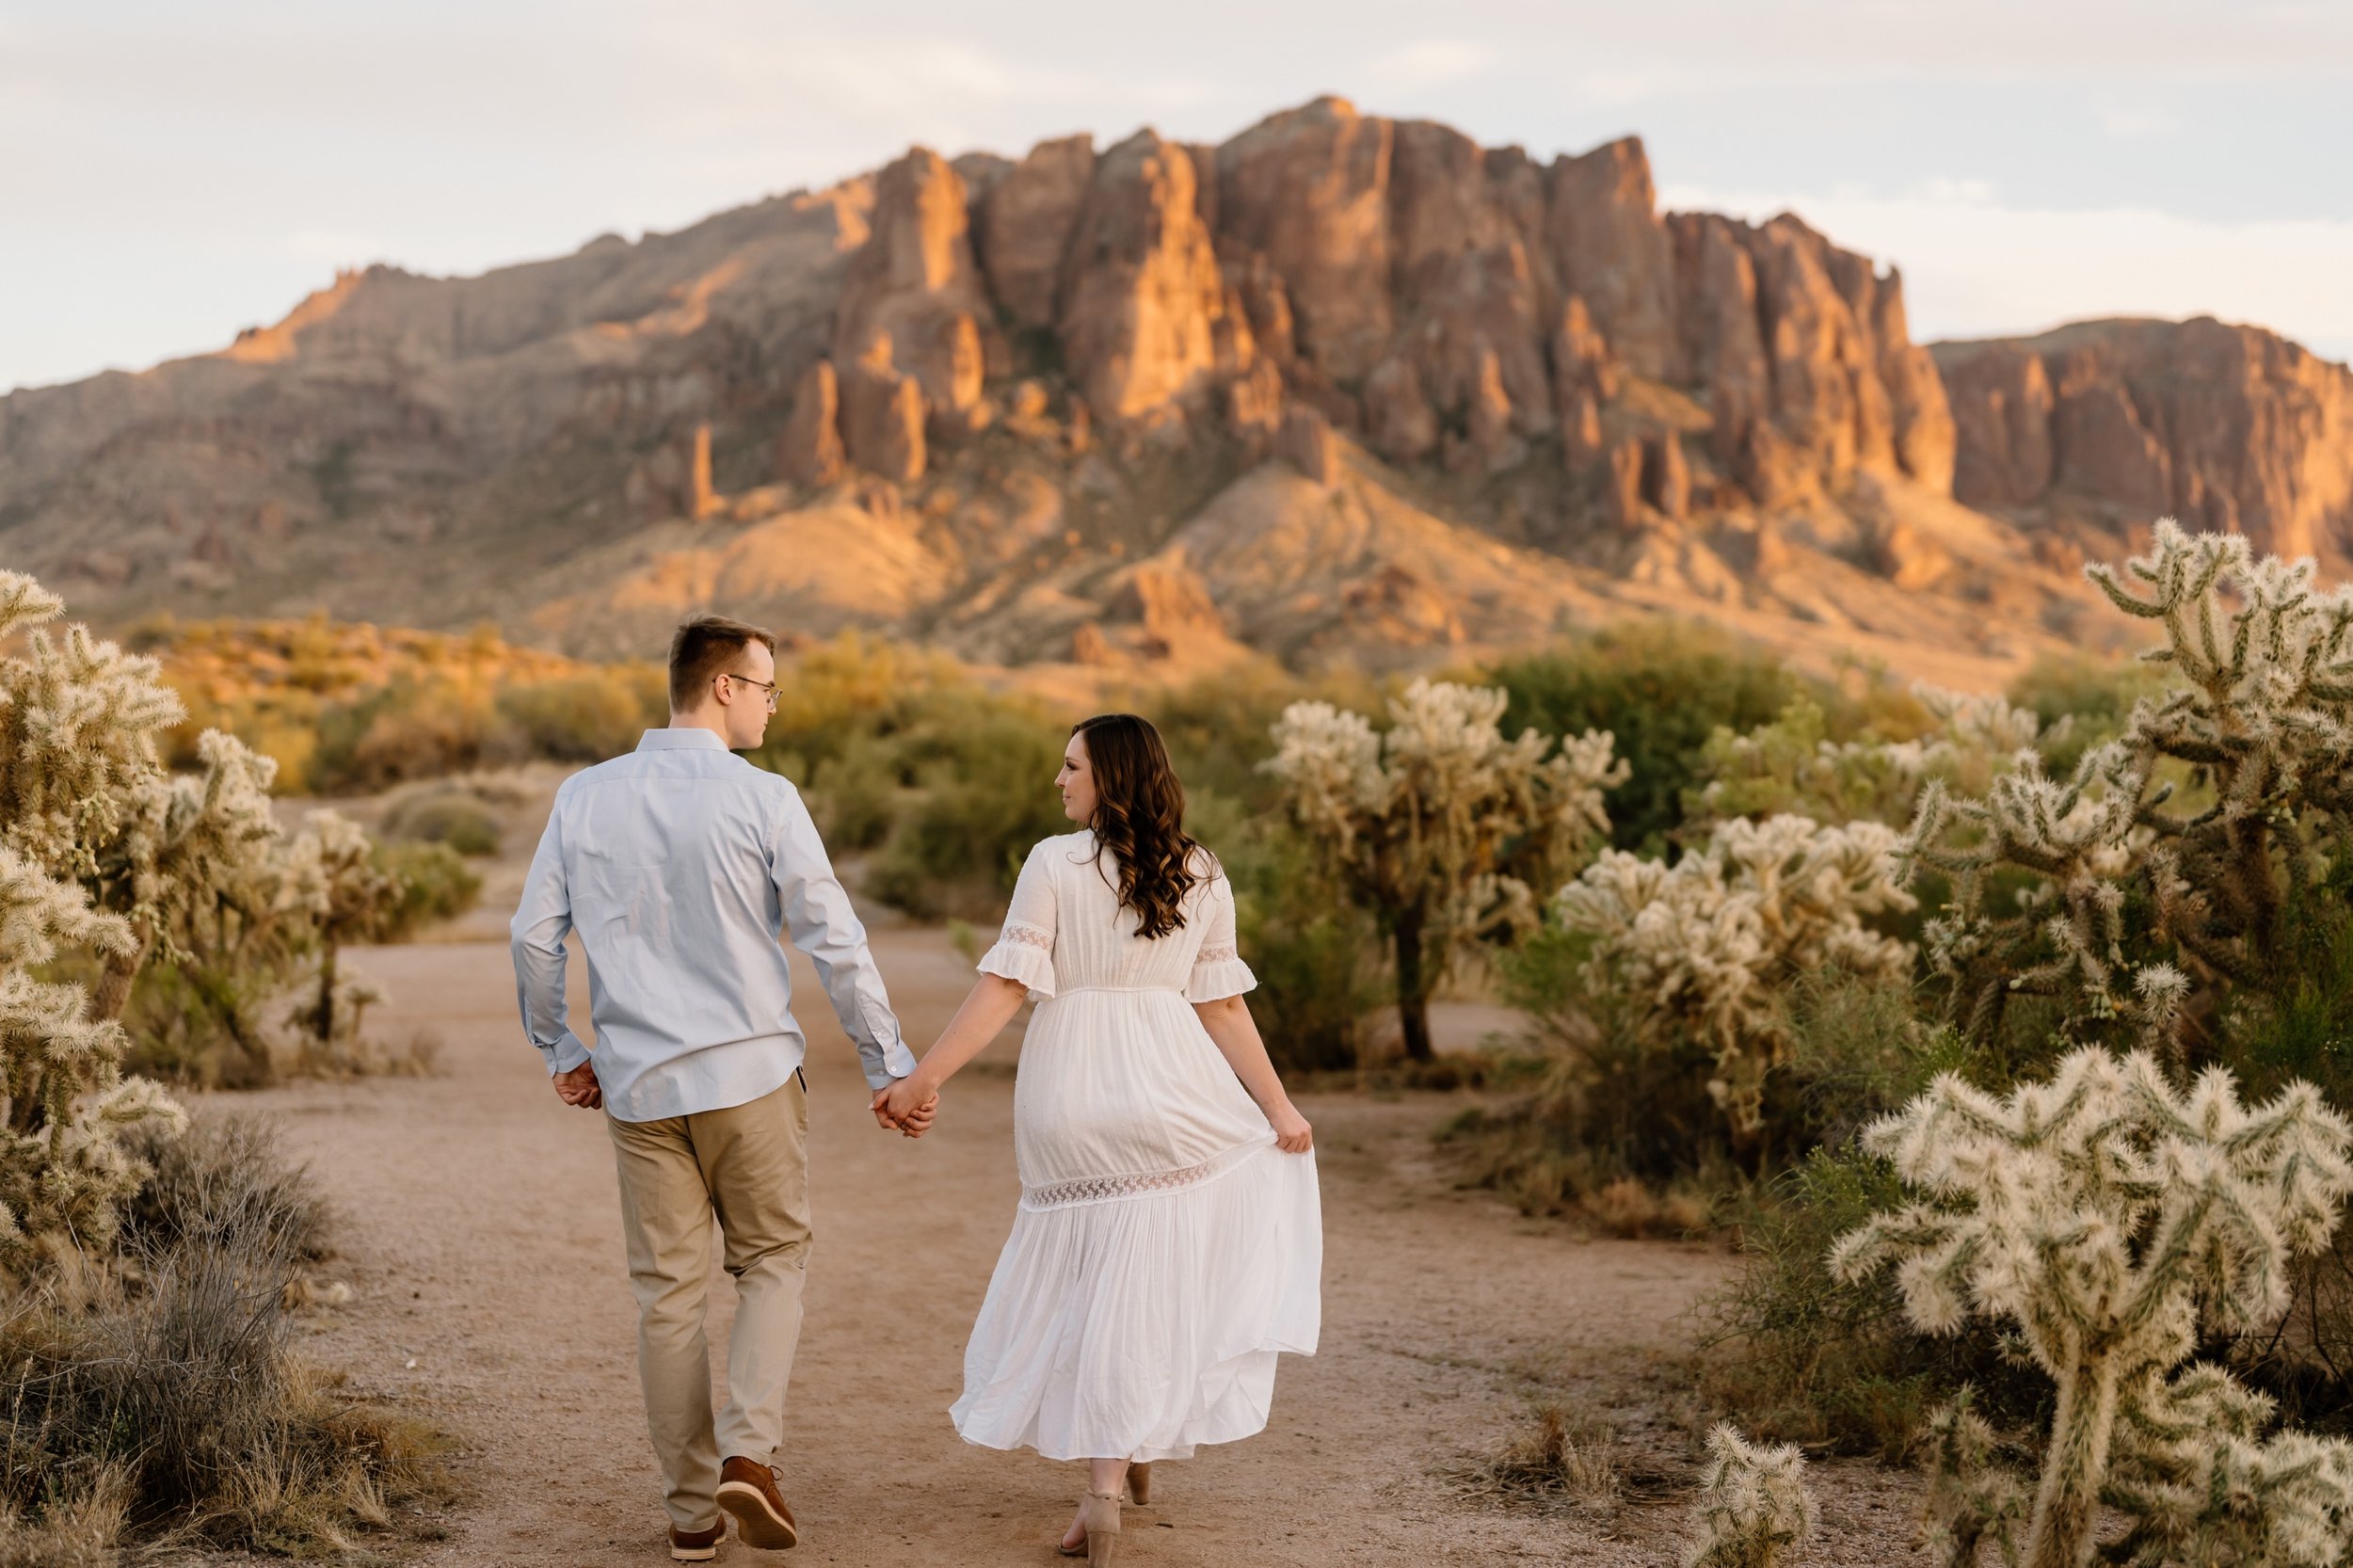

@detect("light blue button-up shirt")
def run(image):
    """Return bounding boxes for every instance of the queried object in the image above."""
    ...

[510,728,918,1122]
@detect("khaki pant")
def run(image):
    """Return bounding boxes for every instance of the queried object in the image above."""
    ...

[607,1073,811,1529]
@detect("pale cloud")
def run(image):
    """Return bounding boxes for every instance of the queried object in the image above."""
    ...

[2097,104,2175,136]
[1362,40,1496,92]
[1662,178,2353,356]
[287,230,384,264]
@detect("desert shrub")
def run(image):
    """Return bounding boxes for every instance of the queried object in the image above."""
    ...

[861,702,1073,919]
[120,1117,329,1264]
[370,840,482,941]
[1686,686,2041,832]
[378,783,502,856]
[0,1124,450,1559]
[1834,1047,2353,1568]
[494,666,664,763]
[1701,1142,2046,1464]
[2004,648,2169,778]
[1266,680,1624,1062]
[309,675,492,793]
[1489,623,1802,855]
[1201,794,1381,1074]
[1144,663,1372,813]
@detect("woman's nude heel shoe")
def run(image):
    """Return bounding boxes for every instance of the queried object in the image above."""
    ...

[1055,1489,1122,1562]
[1126,1463,1152,1506]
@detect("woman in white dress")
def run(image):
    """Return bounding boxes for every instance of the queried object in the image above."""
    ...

[877,712,1322,1563]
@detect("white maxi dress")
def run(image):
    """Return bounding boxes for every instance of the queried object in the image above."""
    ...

[951,830,1322,1463]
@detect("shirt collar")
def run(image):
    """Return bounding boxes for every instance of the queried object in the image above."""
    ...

[634,728,730,752]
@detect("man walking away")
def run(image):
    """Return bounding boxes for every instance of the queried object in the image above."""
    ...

[511,614,935,1560]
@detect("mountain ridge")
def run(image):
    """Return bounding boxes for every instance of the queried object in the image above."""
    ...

[6,96,2348,692]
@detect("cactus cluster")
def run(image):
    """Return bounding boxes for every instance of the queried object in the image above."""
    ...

[0,574,191,1257]
[0,572,412,1260]
[1552,813,1915,1143]
[1693,684,2043,830]
[1835,1047,2353,1568]
[1266,678,1625,1060]
[1907,520,2353,1048]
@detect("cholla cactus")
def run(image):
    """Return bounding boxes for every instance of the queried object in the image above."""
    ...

[1833,1048,2353,1568]
[1694,684,2043,829]
[1552,813,1915,1144]
[1914,1394,2029,1568]
[1686,1423,1816,1568]
[0,572,196,1259]
[0,840,187,1256]
[1908,520,2353,1048]
[2104,1362,2353,1567]
[0,573,185,878]
[1265,679,1625,1060]
[274,809,399,1048]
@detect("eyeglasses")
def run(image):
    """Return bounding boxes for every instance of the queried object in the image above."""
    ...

[718,671,778,712]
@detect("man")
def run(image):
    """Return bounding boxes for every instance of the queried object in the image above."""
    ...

[511,614,936,1561]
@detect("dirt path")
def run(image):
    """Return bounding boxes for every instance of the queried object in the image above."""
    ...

[231,926,1919,1566]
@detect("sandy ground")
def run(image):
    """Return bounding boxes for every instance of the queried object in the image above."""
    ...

[200,916,1929,1568]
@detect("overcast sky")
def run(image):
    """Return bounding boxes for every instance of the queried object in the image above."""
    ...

[6,0,2350,392]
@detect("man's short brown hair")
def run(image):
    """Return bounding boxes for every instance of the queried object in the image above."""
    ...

[668,615,779,712]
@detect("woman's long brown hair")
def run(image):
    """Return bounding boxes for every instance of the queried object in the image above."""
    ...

[1073,713,1204,939]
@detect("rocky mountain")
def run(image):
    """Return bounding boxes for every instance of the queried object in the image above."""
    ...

[5,96,2347,690]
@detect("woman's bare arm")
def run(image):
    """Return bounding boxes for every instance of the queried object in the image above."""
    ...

[875,973,1031,1124]
[1193,995,1312,1152]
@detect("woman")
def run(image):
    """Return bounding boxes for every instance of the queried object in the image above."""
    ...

[878,713,1321,1563]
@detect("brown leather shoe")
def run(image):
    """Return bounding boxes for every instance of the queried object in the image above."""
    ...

[716,1455,799,1550]
[669,1518,725,1561]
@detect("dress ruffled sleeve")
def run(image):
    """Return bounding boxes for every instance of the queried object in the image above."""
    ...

[1184,872,1257,1002]
[977,840,1058,1000]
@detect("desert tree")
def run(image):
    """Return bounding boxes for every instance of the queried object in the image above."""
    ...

[1551,813,1915,1149]
[1906,520,2353,1052]
[1685,1423,1816,1568]
[1833,1046,2353,1568]
[1265,679,1625,1061]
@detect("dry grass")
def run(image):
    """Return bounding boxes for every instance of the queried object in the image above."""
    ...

[0,1118,454,1561]
[285,1024,445,1083]
[1441,1403,1627,1515]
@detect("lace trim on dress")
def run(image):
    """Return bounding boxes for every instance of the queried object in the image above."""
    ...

[1001,922,1053,951]
[1019,1136,1274,1212]
[1193,943,1238,966]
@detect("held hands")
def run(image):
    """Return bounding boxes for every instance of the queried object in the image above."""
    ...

[871,1076,939,1139]
[1268,1100,1313,1154]
[552,1060,603,1111]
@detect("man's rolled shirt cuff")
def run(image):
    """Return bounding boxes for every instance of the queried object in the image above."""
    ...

[863,1040,921,1092]
[542,1032,593,1075]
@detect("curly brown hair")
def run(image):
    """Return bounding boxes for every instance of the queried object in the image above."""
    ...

[1073,713,1206,940]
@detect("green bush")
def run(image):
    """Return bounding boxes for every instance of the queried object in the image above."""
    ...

[379,783,503,856]
[861,701,1073,919]
[2002,650,2165,778]
[1489,623,1801,855]
[495,667,665,763]
[310,676,490,793]
[370,841,483,941]
[1697,1144,2051,1463]
[1202,793,1380,1075]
